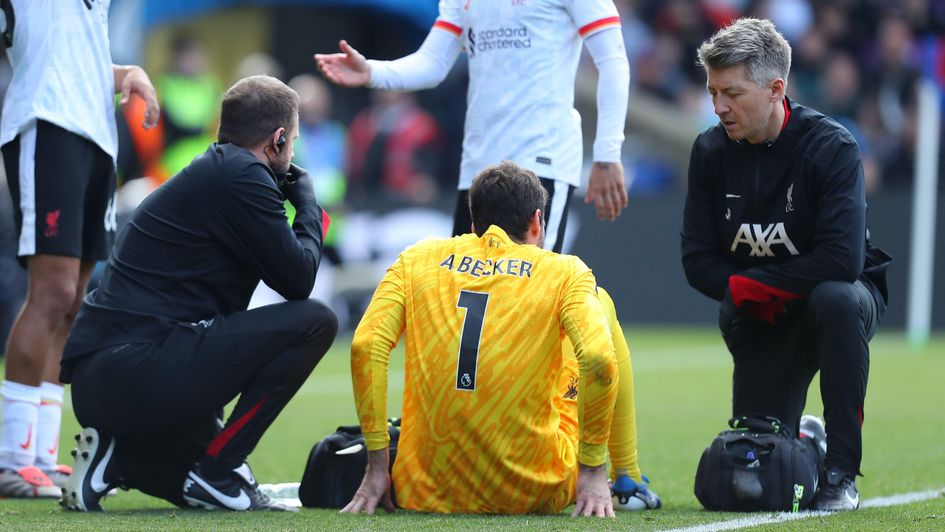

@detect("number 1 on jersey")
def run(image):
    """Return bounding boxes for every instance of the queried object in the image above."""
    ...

[456,290,489,391]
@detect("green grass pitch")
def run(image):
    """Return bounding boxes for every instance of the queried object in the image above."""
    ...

[1,328,943,530]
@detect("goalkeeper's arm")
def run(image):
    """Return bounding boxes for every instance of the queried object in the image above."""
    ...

[350,256,406,451]
[559,267,619,466]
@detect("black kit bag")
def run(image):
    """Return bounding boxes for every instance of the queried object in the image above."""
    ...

[299,418,400,508]
[694,416,820,512]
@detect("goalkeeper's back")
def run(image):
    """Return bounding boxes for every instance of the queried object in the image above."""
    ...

[352,220,618,513]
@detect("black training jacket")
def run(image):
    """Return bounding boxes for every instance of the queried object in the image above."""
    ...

[62,143,326,371]
[681,98,890,304]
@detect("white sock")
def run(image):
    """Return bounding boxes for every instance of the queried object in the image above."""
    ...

[35,382,65,471]
[0,380,41,470]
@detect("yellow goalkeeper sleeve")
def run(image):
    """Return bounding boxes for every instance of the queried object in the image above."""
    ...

[597,287,642,483]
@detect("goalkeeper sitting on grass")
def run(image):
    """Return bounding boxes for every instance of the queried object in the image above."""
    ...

[343,161,659,517]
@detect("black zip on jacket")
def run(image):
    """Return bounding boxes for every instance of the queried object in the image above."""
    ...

[681,98,890,305]
[62,143,326,369]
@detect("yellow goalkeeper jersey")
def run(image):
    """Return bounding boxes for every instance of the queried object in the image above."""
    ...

[351,225,618,514]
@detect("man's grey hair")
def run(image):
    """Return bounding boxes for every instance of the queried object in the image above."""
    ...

[697,17,792,86]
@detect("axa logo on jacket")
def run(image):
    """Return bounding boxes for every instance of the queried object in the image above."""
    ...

[730,222,799,257]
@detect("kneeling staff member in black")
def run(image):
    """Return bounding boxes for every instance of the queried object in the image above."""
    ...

[60,75,337,512]
[681,18,891,512]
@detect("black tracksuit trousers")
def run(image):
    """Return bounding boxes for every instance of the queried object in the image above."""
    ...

[69,299,338,507]
[725,280,883,476]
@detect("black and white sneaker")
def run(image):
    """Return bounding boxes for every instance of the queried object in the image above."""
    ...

[812,467,859,511]
[183,462,297,512]
[62,427,120,511]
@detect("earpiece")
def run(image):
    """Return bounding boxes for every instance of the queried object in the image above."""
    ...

[276,133,287,153]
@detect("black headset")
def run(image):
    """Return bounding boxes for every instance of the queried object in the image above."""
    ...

[275,133,286,153]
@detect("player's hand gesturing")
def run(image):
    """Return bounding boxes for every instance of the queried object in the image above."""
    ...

[586,161,628,221]
[314,40,371,88]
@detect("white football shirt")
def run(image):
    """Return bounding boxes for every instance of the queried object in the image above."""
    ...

[1,0,117,162]
[435,0,620,188]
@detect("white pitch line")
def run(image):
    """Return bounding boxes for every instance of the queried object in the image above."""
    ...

[860,488,945,509]
[660,488,945,532]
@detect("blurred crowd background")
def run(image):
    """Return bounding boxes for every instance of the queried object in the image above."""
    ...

[1,0,944,344]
